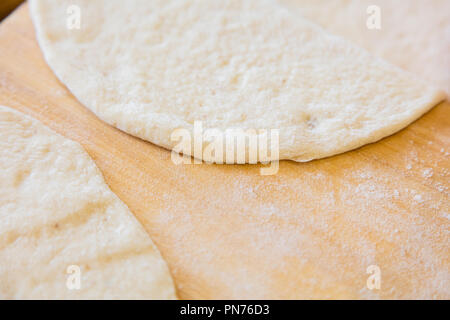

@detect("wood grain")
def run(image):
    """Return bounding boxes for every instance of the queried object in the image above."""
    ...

[0,3,449,299]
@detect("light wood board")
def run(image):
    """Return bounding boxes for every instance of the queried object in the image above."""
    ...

[0,3,449,299]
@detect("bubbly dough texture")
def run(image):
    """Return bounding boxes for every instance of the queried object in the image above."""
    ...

[30,0,445,162]
[279,0,450,94]
[0,106,177,300]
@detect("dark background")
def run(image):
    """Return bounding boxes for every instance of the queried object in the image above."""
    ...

[0,0,24,21]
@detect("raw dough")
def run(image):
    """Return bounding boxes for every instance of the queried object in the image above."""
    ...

[29,0,445,162]
[0,106,177,299]
[279,0,450,94]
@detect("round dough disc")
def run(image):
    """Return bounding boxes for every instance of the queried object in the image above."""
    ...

[30,0,445,162]
[0,106,177,299]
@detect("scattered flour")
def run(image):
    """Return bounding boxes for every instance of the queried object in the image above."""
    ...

[422,168,434,179]
[413,194,424,204]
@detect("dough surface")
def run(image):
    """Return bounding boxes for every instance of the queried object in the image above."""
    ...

[30,0,445,162]
[0,106,177,299]
[279,0,450,94]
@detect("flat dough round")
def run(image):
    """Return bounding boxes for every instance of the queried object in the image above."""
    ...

[279,0,450,94]
[29,0,445,162]
[0,106,177,299]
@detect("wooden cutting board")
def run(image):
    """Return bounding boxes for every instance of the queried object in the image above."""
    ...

[1,3,449,299]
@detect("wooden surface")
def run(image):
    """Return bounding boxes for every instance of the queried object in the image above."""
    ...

[1,3,449,299]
